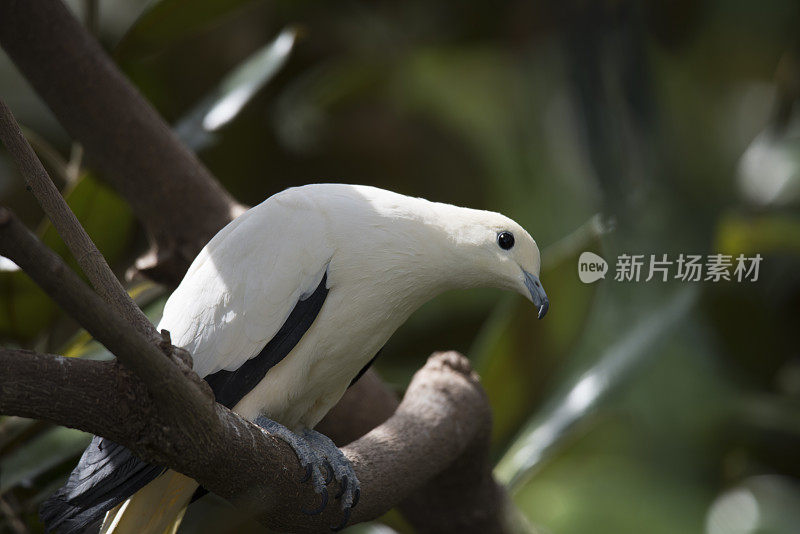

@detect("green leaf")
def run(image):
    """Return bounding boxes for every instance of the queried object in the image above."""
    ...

[38,173,135,271]
[0,426,90,494]
[0,417,41,454]
[715,211,800,256]
[511,437,708,534]
[0,270,59,341]
[174,27,298,151]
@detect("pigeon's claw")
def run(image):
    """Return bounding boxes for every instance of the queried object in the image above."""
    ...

[253,417,332,516]
[301,429,361,530]
[301,485,329,516]
[331,507,352,532]
[253,417,360,526]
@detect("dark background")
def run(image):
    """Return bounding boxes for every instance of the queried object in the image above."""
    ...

[1,1,799,533]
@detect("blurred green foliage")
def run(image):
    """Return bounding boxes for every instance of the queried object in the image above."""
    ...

[2,0,800,533]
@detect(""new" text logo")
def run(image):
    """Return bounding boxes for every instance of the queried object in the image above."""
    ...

[578,252,608,283]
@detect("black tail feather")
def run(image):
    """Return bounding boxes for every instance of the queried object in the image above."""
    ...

[39,436,164,534]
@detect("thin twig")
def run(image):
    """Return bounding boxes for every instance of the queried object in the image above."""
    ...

[0,99,157,339]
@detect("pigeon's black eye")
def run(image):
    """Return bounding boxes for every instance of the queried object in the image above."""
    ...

[497,231,515,250]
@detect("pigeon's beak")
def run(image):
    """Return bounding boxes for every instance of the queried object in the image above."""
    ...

[523,270,549,319]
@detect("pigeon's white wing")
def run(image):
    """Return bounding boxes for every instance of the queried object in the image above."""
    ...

[157,191,333,378]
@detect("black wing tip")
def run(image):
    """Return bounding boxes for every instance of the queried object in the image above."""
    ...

[39,496,103,534]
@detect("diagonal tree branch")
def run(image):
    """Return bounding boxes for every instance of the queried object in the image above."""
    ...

[0,99,156,339]
[0,0,245,285]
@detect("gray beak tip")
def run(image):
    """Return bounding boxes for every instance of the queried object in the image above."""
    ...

[537,299,549,320]
[523,270,549,319]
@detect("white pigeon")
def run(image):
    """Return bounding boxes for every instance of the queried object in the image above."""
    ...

[41,183,549,534]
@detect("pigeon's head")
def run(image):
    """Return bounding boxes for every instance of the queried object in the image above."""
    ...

[441,208,549,319]
[322,185,549,318]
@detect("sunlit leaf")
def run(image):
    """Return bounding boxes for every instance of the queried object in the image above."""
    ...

[0,256,18,272]
[174,27,298,151]
[737,124,800,208]
[495,286,698,489]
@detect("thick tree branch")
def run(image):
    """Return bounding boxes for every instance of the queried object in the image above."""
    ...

[0,348,502,533]
[0,349,136,436]
[0,99,156,339]
[316,360,510,533]
[0,0,244,285]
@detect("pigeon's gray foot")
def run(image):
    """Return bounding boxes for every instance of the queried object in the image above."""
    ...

[301,429,360,531]
[254,417,359,529]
